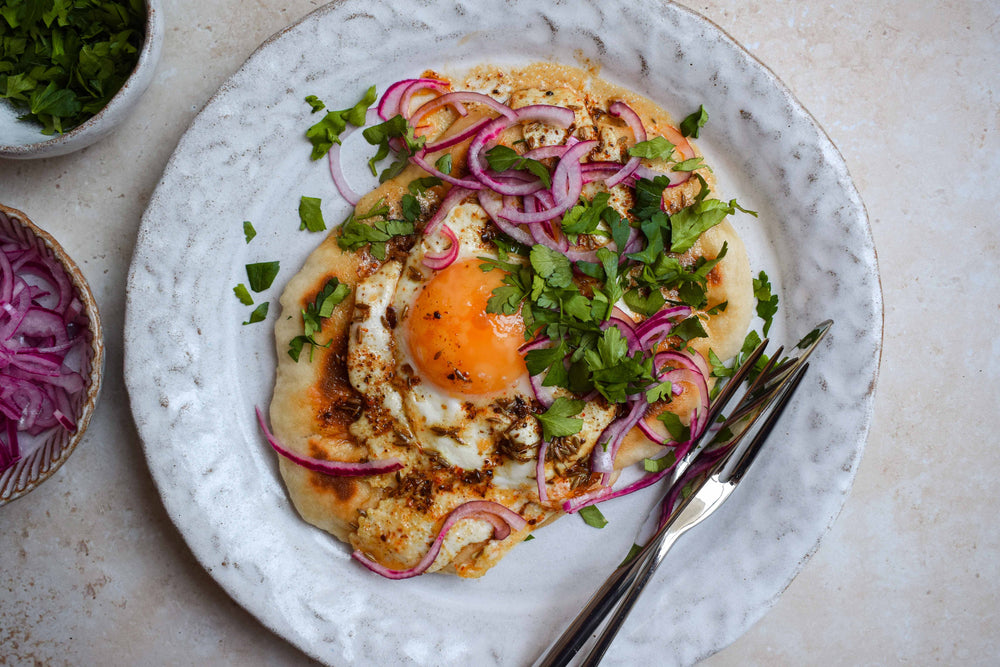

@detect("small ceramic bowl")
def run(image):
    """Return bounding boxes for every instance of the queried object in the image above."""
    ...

[0,203,105,505]
[0,0,163,159]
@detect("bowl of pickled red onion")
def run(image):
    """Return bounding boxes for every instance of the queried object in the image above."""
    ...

[0,203,104,505]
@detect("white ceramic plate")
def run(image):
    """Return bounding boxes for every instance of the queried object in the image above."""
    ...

[124,1,881,665]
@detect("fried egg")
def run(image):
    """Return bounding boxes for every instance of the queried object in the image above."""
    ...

[348,200,616,490]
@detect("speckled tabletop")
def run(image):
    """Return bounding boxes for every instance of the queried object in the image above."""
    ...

[1,1,997,665]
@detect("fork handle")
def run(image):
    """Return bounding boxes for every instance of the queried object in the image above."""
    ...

[536,551,654,667]
[579,480,733,666]
[577,530,686,667]
[539,479,729,667]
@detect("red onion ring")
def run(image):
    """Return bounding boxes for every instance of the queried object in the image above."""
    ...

[351,500,527,579]
[400,79,459,119]
[536,439,550,505]
[467,105,575,196]
[604,101,646,188]
[590,397,648,475]
[255,407,402,477]
[326,108,381,206]
[422,186,473,237]
[409,91,518,129]
[423,116,492,153]
[477,190,533,246]
[497,140,596,224]
[1,219,89,460]
[409,151,483,190]
[421,223,458,270]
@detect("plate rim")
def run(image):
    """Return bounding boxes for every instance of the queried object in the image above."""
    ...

[125,0,883,664]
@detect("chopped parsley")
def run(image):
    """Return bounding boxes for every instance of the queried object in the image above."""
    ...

[753,271,779,336]
[236,256,278,324]
[304,95,325,113]
[628,136,676,161]
[667,176,757,253]
[337,198,414,261]
[672,157,707,172]
[435,153,453,175]
[362,113,426,182]
[0,0,145,134]
[484,145,552,188]
[233,283,253,306]
[679,105,709,138]
[408,177,442,195]
[535,397,585,441]
[305,86,377,160]
[243,221,257,243]
[644,451,677,473]
[245,261,280,292]
[579,505,608,529]
[298,196,326,232]
[243,302,269,325]
[288,277,351,362]
[657,411,690,443]
[301,277,350,337]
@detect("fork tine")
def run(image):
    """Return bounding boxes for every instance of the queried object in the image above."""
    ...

[724,361,810,484]
[666,338,771,484]
[701,336,770,429]
[721,346,785,427]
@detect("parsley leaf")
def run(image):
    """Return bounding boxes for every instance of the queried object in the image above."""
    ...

[298,196,326,232]
[668,186,755,253]
[657,411,690,442]
[530,245,574,289]
[245,261,280,293]
[535,397,585,441]
[628,136,676,161]
[408,177,442,195]
[287,334,332,362]
[243,302,269,325]
[233,283,253,306]
[579,505,608,529]
[304,95,325,113]
[672,157,707,172]
[337,199,414,261]
[753,271,779,336]
[484,145,552,188]
[305,86,377,160]
[400,193,421,222]
[561,192,611,240]
[679,105,709,138]
[363,114,426,182]
[644,451,677,472]
[301,277,350,338]
[435,153,453,175]
[671,316,708,342]
[631,175,671,220]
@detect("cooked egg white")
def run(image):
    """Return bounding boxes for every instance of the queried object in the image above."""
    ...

[348,199,615,494]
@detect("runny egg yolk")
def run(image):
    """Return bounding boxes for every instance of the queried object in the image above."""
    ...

[405,258,527,396]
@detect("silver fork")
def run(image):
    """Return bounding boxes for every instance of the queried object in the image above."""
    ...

[538,321,831,667]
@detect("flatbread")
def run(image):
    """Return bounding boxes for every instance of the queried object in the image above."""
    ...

[269,64,754,578]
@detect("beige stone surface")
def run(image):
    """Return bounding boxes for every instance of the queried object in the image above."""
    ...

[1,0,998,664]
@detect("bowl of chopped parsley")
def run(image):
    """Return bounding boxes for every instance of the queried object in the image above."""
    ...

[0,0,163,159]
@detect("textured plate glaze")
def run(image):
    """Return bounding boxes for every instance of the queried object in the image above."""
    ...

[124,1,881,664]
